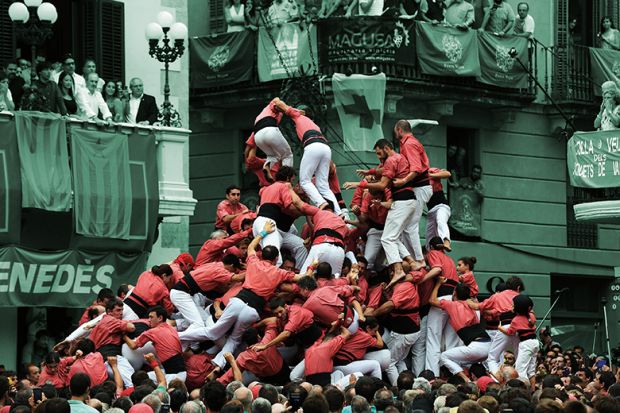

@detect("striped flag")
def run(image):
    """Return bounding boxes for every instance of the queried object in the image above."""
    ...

[70,128,132,239]
[14,111,72,212]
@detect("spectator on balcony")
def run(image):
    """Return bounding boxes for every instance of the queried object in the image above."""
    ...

[420,0,445,24]
[444,0,474,29]
[5,61,26,108]
[568,18,582,47]
[594,81,620,131]
[513,2,534,38]
[0,72,15,112]
[480,0,514,36]
[103,81,125,123]
[225,0,247,32]
[82,59,105,92]
[320,0,350,17]
[597,16,620,51]
[76,72,112,125]
[346,0,383,17]
[18,58,33,85]
[126,77,159,125]
[467,0,489,29]
[52,54,86,91]
[25,61,67,115]
[58,71,78,116]
[244,0,259,29]
[268,0,299,25]
[398,0,422,19]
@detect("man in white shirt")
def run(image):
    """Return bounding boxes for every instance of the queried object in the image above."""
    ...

[52,54,86,91]
[82,59,105,92]
[76,72,112,124]
[513,2,534,37]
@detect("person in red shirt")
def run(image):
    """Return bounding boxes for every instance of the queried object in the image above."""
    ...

[125,305,187,383]
[123,265,175,320]
[246,98,293,174]
[37,352,69,389]
[66,339,109,387]
[215,186,250,234]
[343,139,417,286]
[184,351,217,391]
[273,98,342,215]
[244,141,281,187]
[355,188,390,273]
[333,317,385,380]
[392,120,433,269]
[78,288,115,326]
[195,228,253,267]
[425,167,452,251]
[170,255,244,328]
[179,221,307,370]
[498,294,538,388]
[429,279,491,382]
[457,256,479,298]
[468,276,525,375]
[229,211,256,234]
[299,202,347,276]
[304,326,351,386]
[328,161,347,213]
[167,253,195,289]
[253,166,312,267]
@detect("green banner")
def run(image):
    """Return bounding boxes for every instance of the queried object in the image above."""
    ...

[416,22,481,77]
[0,246,147,307]
[477,32,529,88]
[589,48,620,96]
[567,130,620,188]
[258,23,317,82]
[190,30,255,88]
[333,73,386,152]
[318,17,416,65]
[0,121,21,245]
[71,129,132,239]
[14,111,72,212]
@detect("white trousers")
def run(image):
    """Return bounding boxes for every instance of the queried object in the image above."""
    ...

[403,185,433,260]
[412,315,428,375]
[148,370,187,384]
[254,126,294,167]
[440,340,491,375]
[487,327,521,375]
[335,359,382,379]
[170,289,205,328]
[426,203,451,243]
[252,216,308,266]
[381,199,417,265]
[122,342,157,371]
[105,356,134,388]
[122,303,140,321]
[363,349,392,372]
[364,228,385,272]
[425,296,462,376]
[300,142,341,214]
[383,329,422,386]
[515,339,539,379]
[300,243,345,276]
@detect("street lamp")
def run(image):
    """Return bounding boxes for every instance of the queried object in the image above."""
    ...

[145,11,188,127]
[8,0,57,70]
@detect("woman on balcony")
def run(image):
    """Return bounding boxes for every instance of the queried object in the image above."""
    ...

[103,81,125,123]
[226,0,247,32]
[594,81,620,131]
[597,16,620,51]
[58,71,78,116]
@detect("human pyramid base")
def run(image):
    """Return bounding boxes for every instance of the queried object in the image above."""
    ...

[40,98,554,411]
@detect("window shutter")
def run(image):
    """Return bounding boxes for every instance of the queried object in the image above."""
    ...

[0,0,14,65]
[209,0,226,34]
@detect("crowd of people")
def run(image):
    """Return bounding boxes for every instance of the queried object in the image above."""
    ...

[1,98,619,413]
[0,54,159,126]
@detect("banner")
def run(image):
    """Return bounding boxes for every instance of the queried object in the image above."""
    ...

[258,23,317,81]
[0,246,147,307]
[416,22,481,76]
[333,73,386,152]
[567,130,620,188]
[319,17,415,65]
[0,121,21,245]
[14,111,72,212]
[190,30,255,88]
[477,32,529,88]
[589,48,620,96]
[71,129,132,239]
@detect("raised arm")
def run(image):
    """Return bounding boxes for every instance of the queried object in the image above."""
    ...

[248,221,275,256]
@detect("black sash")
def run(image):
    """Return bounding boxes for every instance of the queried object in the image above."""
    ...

[302,130,327,147]
[520,332,536,342]
[419,303,431,318]
[295,324,323,348]
[127,321,150,340]
[427,190,448,210]
[389,316,420,334]
[368,219,385,230]
[485,319,499,330]
[259,363,290,386]
[500,311,516,325]
[408,170,430,188]
[254,116,278,133]
[124,293,150,319]
[313,228,345,248]
[306,372,331,387]
[258,203,296,232]
[438,279,458,297]
[392,188,416,201]
[235,288,266,315]
[98,344,122,358]
[161,353,185,374]
[456,324,490,346]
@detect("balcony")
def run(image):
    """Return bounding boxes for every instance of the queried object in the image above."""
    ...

[190,18,537,107]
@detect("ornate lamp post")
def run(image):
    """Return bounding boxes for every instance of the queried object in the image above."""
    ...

[145,11,188,127]
[8,0,58,70]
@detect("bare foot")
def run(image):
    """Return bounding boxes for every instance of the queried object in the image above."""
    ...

[385,270,406,290]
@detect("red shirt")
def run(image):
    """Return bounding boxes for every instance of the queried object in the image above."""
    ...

[230,211,257,233]
[390,281,420,326]
[410,268,433,307]
[136,322,183,363]
[429,167,444,192]
[188,262,235,293]
[328,163,343,200]
[305,336,346,376]
[335,330,377,363]
[317,278,349,289]
[357,276,369,304]
[350,187,364,209]
[38,357,72,389]
[286,107,322,140]
[440,299,480,332]
[245,100,284,148]
[185,353,215,391]
[360,192,388,225]
[259,181,293,208]
[89,314,132,349]
[478,290,520,319]
[215,200,248,231]
[127,270,175,314]
[78,302,100,325]
[366,285,384,308]
[459,271,479,297]
[399,134,429,174]
[243,254,296,299]
[281,305,315,334]
[220,283,243,305]
[67,352,108,387]
[305,206,347,246]
[426,250,459,285]
[168,262,186,287]
[382,153,410,181]
[505,313,536,338]
[303,285,354,325]
[195,229,252,267]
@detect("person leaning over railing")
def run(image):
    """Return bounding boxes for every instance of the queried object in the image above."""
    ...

[75,72,113,126]
[594,81,620,131]
[597,16,620,51]
[0,71,15,112]
[480,0,514,36]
